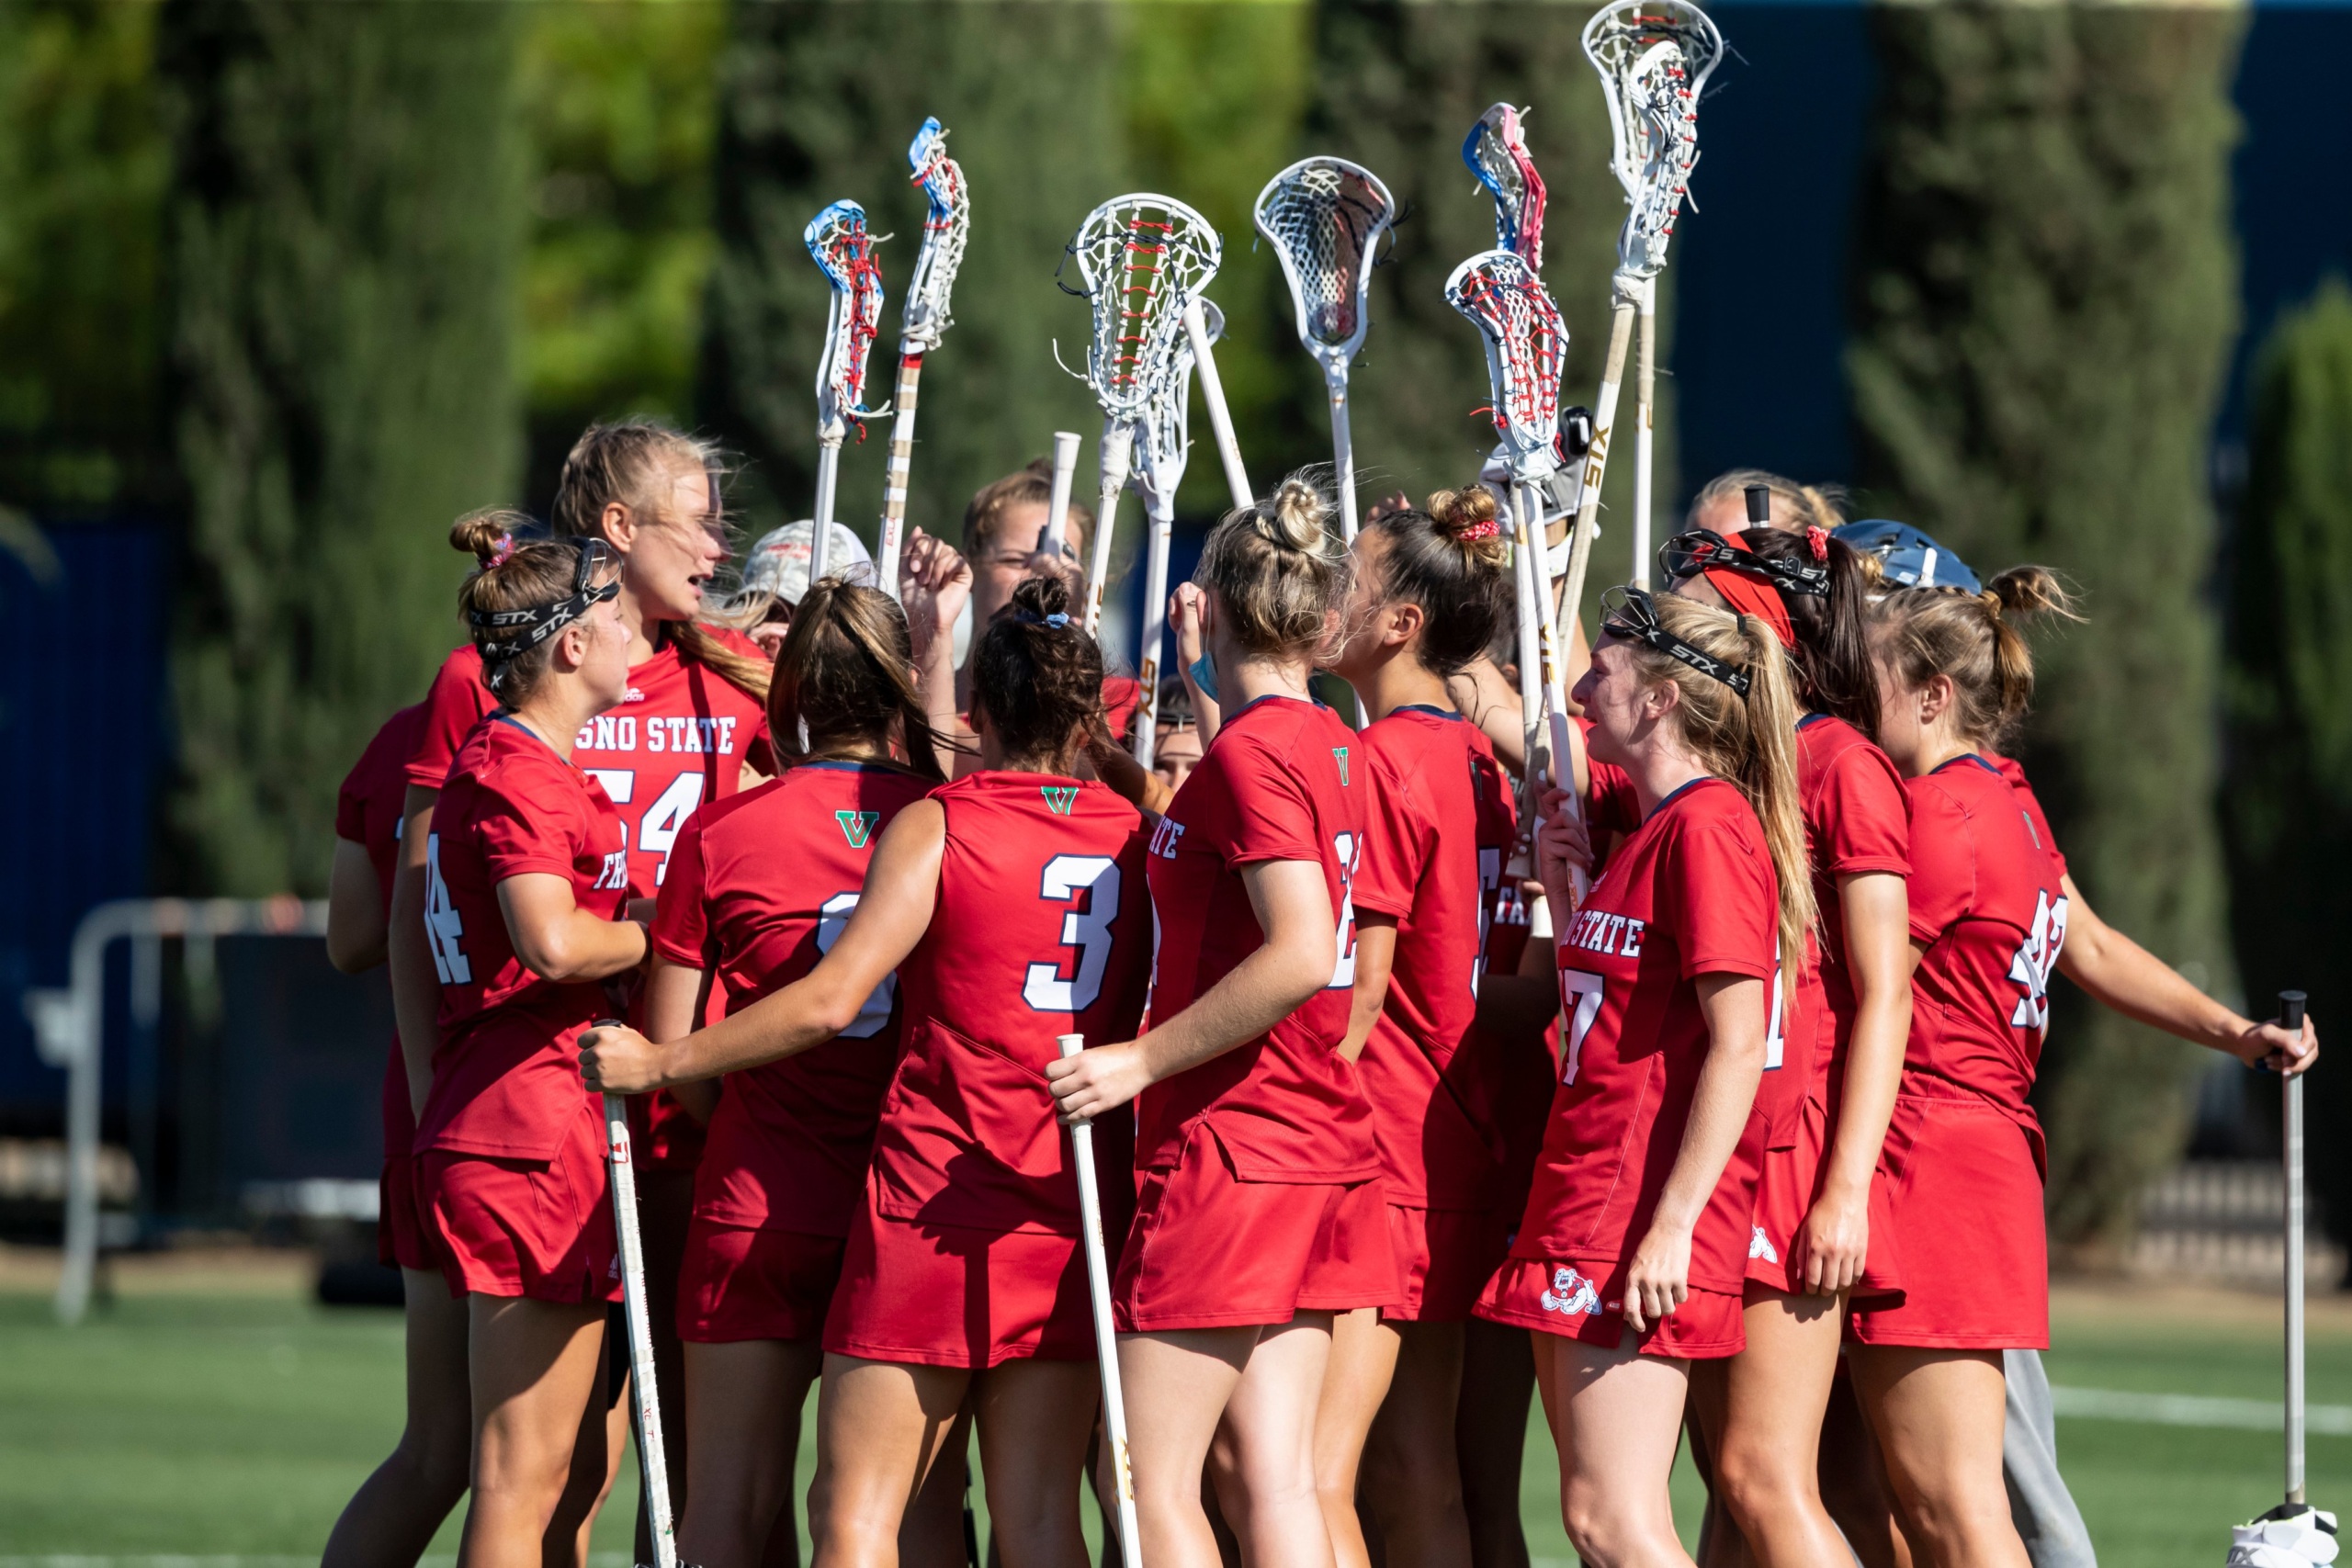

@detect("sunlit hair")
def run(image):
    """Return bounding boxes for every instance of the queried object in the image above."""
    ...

[766,579,944,783]
[1871,568,2081,753]
[450,510,605,707]
[1688,468,1847,533]
[1357,486,1513,677]
[1195,472,1348,664]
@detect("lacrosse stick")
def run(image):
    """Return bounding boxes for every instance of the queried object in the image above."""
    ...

[1057,1033,1143,1568]
[1583,0,1723,590]
[1446,249,1591,908]
[1041,430,1083,558]
[604,1089,681,1568]
[1464,103,1547,271]
[806,200,890,584]
[1131,302,1216,768]
[1256,157,1396,541]
[877,118,970,602]
[1184,298,1252,513]
[1061,194,1221,639]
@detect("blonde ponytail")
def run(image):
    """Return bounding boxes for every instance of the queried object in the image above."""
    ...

[1194,469,1349,662]
[1875,566,2079,751]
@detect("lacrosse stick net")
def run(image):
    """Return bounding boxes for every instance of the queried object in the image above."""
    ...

[1583,1,1723,280]
[806,200,889,435]
[1255,157,1396,374]
[1062,195,1220,422]
[902,118,969,350]
[1445,251,1566,484]
[1464,104,1547,271]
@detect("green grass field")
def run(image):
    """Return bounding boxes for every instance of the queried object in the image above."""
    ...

[0,1275,2343,1565]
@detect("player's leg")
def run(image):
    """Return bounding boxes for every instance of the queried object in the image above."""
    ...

[1815,1357,1912,1568]
[1453,1319,1532,1568]
[1313,1307,1400,1568]
[972,1359,1102,1568]
[1532,1329,1694,1568]
[1120,1325,1254,1568]
[1360,1319,1471,1568]
[460,1293,610,1568]
[542,1326,620,1568]
[808,1353,973,1568]
[1849,1346,2028,1568]
[899,1404,976,1568]
[680,1337,825,1568]
[1703,1289,1846,1568]
[1205,1315,1339,1568]
[322,1268,472,1568]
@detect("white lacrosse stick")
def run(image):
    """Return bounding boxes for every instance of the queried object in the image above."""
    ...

[1057,1033,1143,1568]
[877,118,969,602]
[1464,103,1547,272]
[1130,303,1216,769]
[1445,249,1590,908]
[806,200,890,583]
[1061,194,1220,640]
[1581,0,1723,592]
[1256,156,1396,541]
[604,1092,680,1568]
[1183,298,1252,513]
[1041,430,1083,558]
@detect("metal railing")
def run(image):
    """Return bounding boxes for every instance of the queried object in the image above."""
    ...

[22,897,326,1325]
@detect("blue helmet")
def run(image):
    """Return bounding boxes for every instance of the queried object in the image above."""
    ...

[1831,520,1982,594]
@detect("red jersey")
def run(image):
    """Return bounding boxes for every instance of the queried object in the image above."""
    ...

[1795,716,1911,1105]
[1989,752,2068,879]
[869,773,1152,1233]
[1352,707,1519,1208]
[416,717,631,1160]
[1902,754,2069,1119]
[651,761,936,1235]
[1515,777,1778,1292]
[337,705,426,909]
[1139,696,1376,1182]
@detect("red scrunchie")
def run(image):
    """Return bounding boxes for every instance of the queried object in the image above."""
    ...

[1455,518,1501,542]
[488,533,516,568]
[1805,525,1829,562]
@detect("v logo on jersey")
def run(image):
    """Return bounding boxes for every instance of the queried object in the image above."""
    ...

[834,810,880,850]
[1332,747,1350,786]
[1040,786,1079,817]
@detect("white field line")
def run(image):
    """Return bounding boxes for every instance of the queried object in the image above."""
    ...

[2050,1384,2352,1434]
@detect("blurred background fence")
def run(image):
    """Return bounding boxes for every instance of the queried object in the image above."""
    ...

[2,0,2349,1276]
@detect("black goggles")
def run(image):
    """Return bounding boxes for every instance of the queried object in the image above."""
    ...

[1657,530,1830,598]
[469,537,620,685]
[1598,584,1753,696]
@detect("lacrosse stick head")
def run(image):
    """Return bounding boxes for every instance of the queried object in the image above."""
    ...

[1063,194,1221,422]
[805,199,888,433]
[1254,156,1396,376]
[1136,301,1223,510]
[1463,104,1547,271]
[1445,250,1568,483]
[1582,0,1724,278]
[902,118,970,347]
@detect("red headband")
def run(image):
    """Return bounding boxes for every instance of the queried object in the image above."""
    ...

[1702,533,1796,649]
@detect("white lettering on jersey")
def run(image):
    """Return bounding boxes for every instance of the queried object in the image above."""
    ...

[1023,854,1122,1014]
[1148,817,1186,860]
[2007,888,2069,1035]
[423,833,471,986]
[1328,830,1363,988]
[818,891,897,1037]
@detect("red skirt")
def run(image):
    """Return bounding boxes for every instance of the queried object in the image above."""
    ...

[822,1204,1096,1370]
[1744,1092,1903,1299]
[377,1045,436,1272]
[1384,1204,1512,1324]
[1114,1122,1398,1331]
[1848,1092,2046,1349]
[419,1122,617,1305]
[678,1218,848,1344]
[1475,1255,1744,1360]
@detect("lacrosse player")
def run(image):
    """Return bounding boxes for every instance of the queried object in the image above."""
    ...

[1310,487,1520,1568]
[1658,511,1912,1568]
[1046,479,1396,1568]
[1482,586,1807,1568]
[410,518,650,1567]
[583,573,1153,1568]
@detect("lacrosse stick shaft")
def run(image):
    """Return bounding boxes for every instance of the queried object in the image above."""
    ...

[878,353,925,602]
[1632,276,1657,591]
[605,1093,680,1568]
[1185,299,1252,512]
[1327,372,1360,542]
[1085,423,1134,640]
[1513,485,1591,908]
[1044,432,1083,558]
[2284,989,2310,1506]
[812,434,843,582]
[1133,493,1174,769]
[1057,1035,1143,1568]
[1563,294,1636,654]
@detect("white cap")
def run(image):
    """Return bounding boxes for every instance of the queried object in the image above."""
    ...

[741,521,876,605]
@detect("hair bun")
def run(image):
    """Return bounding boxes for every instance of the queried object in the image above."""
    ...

[450,507,531,567]
[1426,484,1500,538]
[1008,572,1073,626]
[1260,477,1334,556]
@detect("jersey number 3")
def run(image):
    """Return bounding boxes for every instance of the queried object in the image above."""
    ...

[1023,855,1123,1014]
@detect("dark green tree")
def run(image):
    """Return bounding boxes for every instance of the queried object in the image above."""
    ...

[160,0,527,895]
[699,2,1127,547]
[1306,0,1674,604]
[1848,5,2245,1253]
[2223,278,2352,1254]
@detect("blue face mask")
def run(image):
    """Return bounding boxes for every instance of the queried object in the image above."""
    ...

[1188,652,1220,704]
